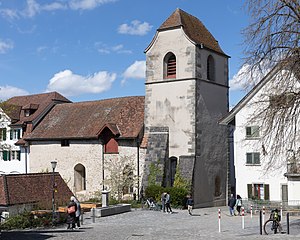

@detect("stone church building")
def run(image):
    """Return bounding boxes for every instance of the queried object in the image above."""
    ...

[143,8,229,207]
[5,9,229,207]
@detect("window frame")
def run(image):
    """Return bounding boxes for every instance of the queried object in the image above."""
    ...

[246,152,261,165]
[164,52,176,79]
[247,183,269,200]
[245,126,260,139]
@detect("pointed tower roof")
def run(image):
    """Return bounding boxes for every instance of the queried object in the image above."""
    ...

[158,8,227,56]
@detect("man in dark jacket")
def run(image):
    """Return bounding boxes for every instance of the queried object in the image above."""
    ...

[228,194,236,216]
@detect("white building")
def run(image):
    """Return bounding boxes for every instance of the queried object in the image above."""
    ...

[0,92,71,174]
[220,64,300,204]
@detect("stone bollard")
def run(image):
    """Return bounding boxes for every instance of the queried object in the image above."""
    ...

[102,190,110,207]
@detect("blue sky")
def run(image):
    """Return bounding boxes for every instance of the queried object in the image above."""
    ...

[0,0,250,107]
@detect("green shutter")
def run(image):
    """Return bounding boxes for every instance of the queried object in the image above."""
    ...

[264,184,270,200]
[3,129,6,140]
[247,184,252,199]
[17,129,21,139]
[246,153,251,164]
[3,151,8,161]
[17,151,21,161]
[10,130,13,140]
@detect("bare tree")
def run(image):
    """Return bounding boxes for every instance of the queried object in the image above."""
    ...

[241,0,300,170]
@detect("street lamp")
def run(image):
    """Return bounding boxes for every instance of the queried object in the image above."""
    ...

[51,160,57,226]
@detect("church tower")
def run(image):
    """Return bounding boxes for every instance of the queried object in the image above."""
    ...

[144,9,229,207]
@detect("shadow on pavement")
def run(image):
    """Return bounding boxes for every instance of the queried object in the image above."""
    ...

[0,228,93,240]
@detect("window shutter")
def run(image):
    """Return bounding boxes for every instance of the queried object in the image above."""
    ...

[3,129,6,140]
[17,129,21,139]
[17,151,21,161]
[3,151,8,161]
[10,130,13,140]
[246,153,251,164]
[264,184,270,200]
[167,55,176,78]
[247,184,252,198]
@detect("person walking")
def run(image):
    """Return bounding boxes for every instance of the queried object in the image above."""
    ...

[161,192,166,212]
[228,194,236,216]
[186,195,194,215]
[74,196,81,228]
[235,195,242,216]
[165,192,172,213]
[67,196,77,229]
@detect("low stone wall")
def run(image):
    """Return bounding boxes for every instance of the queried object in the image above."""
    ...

[93,204,131,217]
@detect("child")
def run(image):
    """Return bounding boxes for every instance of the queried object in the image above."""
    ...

[186,195,194,215]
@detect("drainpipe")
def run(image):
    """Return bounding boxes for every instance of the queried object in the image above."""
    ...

[102,142,105,191]
[25,145,28,174]
[137,138,140,200]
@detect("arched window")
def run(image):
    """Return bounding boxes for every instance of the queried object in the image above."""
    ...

[164,52,176,79]
[74,163,86,192]
[207,55,215,81]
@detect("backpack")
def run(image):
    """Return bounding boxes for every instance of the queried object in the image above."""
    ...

[67,205,76,214]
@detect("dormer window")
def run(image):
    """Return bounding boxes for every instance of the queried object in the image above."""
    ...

[164,52,176,79]
[25,109,30,117]
[207,55,215,81]
[23,103,39,117]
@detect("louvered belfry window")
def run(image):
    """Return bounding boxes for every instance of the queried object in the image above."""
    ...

[166,53,176,78]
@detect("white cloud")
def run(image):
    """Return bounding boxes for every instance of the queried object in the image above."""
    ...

[0,39,14,54]
[46,69,116,96]
[121,61,145,85]
[0,0,113,20]
[22,0,40,18]
[118,20,152,36]
[229,64,269,91]
[0,9,19,20]
[42,2,67,11]
[69,0,116,10]
[95,42,132,54]
[0,86,29,100]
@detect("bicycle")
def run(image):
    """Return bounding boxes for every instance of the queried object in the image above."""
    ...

[263,209,282,235]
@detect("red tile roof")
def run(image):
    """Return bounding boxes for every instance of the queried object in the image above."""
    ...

[4,92,71,126]
[26,96,145,140]
[158,8,227,56]
[0,173,73,209]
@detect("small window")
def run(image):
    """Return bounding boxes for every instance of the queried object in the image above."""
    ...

[10,129,21,140]
[246,126,260,138]
[11,150,20,161]
[246,152,260,165]
[207,55,215,81]
[25,109,30,117]
[164,52,176,79]
[2,150,10,161]
[61,140,70,147]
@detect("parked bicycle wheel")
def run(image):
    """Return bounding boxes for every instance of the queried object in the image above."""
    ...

[264,219,282,235]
